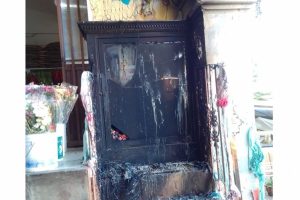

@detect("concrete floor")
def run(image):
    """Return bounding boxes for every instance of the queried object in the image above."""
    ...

[26,148,90,200]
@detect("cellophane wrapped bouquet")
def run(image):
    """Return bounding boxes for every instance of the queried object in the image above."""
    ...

[25,82,78,134]
[53,82,78,124]
[25,84,56,134]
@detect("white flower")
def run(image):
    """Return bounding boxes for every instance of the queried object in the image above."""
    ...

[42,116,52,126]
[26,100,53,134]
[32,102,51,118]
[33,123,40,129]
[40,125,46,131]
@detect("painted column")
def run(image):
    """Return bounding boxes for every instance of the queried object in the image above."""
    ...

[199,1,260,199]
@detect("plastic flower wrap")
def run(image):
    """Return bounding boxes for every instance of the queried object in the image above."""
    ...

[25,83,78,133]
[25,84,56,134]
[26,100,54,134]
[53,82,78,124]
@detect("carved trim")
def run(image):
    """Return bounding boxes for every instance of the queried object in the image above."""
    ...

[78,21,187,38]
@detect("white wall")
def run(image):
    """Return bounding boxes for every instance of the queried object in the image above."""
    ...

[202,4,260,199]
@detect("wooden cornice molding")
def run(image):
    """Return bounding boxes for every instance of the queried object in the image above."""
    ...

[78,21,187,39]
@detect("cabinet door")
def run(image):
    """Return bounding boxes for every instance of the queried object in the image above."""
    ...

[93,38,202,164]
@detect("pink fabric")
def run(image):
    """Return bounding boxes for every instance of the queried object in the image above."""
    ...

[217,97,228,108]
[216,67,228,108]
[252,188,259,200]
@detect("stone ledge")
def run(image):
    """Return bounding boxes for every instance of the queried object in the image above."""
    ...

[26,170,89,200]
[26,147,85,176]
[197,0,257,10]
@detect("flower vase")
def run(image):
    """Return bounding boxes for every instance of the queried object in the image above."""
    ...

[26,132,58,169]
[56,123,67,160]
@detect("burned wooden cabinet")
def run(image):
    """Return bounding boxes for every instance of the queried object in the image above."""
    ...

[79,16,212,200]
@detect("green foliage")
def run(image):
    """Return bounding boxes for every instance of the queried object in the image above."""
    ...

[265,176,273,187]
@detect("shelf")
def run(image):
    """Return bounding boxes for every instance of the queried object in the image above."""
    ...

[26,67,62,72]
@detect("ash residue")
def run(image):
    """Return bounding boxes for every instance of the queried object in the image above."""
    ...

[99,161,212,200]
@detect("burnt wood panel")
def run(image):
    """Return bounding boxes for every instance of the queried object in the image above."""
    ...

[79,18,211,199]
[186,8,211,162]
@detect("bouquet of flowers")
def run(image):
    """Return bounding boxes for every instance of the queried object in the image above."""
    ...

[26,84,56,134]
[25,83,78,134]
[53,82,78,124]
[26,100,54,134]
